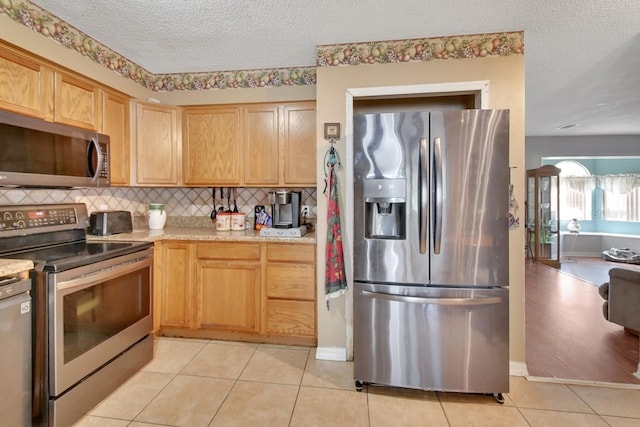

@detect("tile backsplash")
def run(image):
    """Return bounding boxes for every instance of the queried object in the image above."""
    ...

[0,187,317,220]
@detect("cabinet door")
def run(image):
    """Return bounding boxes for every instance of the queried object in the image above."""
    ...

[282,103,316,185]
[183,107,241,185]
[135,103,180,185]
[161,243,193,328]
[102,90,130,185]
[195,260,260,332]
[0,45,52,119]
[54,72,101,130]
[266,299,315,337]
[243,105,279,185]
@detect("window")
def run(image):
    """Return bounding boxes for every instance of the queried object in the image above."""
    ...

[556,161,593,220]
[601,175,640,222]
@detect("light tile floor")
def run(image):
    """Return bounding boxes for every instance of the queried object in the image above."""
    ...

[74,337,640,427]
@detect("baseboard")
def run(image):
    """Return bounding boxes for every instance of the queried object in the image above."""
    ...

[315,346,347,361]
[526,375,640,390]
[509,360,529,376]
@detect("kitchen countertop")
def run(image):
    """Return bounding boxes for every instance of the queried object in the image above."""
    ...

[0,259,34,276]
[86,227,317,244]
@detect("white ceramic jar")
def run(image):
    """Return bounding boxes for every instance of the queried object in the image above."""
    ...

[231,212,246,230]
[148,203,167,230]
[216,212,231,231]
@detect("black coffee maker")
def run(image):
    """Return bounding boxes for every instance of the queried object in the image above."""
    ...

[269,190,301,228]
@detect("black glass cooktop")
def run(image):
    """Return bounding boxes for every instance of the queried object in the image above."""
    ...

[1,240,152,272]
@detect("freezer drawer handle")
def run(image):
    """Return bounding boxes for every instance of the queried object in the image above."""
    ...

[361,290,502,306]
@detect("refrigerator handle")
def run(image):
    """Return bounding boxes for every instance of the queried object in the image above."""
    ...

[361,290,502,306]
[419,137,428,254]
[433,136,443,254]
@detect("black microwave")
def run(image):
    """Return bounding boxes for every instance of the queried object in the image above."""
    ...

[0,110,110,188]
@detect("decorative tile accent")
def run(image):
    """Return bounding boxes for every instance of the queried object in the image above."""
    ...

[316,31,524,66]
[0,187,317,219]
[0,0,316,91]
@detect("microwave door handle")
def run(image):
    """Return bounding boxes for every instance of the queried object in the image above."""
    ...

[86,137,103,181]
[433,136,443,255]
[419,137,428,254]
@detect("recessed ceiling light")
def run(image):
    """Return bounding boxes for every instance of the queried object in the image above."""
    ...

[557,123,582,130]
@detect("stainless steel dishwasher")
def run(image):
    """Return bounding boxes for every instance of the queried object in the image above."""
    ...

[0,276,32,427]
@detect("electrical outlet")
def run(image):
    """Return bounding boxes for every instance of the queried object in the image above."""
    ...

[301,205,310,217]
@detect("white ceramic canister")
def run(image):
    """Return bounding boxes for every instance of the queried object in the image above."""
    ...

[216,212,232,231]
[148,203,167,230]
[231,212,246,230]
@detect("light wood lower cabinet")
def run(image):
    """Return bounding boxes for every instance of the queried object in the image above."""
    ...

[196,260,261,332]
[160,242,193,328]
[265,243,316,339]
[157,241,316,345]
[266,299,316,337]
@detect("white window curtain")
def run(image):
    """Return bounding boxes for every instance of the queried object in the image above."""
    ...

[600,175,640,222]
[559,176,595,220]
[598,174,640,194]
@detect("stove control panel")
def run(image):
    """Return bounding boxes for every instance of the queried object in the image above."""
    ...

[0,207,78,231]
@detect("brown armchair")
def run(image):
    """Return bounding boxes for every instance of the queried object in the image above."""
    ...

[599,268,640,335]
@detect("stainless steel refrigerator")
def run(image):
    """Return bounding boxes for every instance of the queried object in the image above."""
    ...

[353,110,510,400]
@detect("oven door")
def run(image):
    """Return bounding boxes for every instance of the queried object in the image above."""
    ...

[49,248,153,396]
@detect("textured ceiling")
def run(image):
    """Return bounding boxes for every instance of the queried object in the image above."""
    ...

[29,0,640,137]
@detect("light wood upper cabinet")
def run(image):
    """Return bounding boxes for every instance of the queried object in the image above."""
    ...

[0,44,52,119]
[54,71,101,130]
[160,242,194,328]
[102,90,130,185]
[183,107,241,185]
[243,105,280,185]
[282,103,316,186]
[134,102,181,185]
[182,101,315,187]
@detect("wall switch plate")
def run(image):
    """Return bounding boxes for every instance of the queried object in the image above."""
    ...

[301,205,310,216]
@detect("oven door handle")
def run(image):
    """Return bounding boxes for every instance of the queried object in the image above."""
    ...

[56,257,152,293]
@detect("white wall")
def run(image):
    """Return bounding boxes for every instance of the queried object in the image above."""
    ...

[526,135,640,169]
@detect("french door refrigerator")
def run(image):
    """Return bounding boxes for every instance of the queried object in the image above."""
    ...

[353,109,510,399]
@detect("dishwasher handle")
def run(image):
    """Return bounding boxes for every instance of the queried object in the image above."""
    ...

[361,290,502,306]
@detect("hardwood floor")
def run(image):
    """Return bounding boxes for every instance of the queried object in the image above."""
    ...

[525,258,640,384]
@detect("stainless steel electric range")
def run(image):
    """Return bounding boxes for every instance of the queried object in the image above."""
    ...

[0,203,154,427]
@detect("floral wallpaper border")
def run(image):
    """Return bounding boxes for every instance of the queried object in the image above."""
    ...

[0,0,317,91]
[1,1,521,92]
[316,31,524,66]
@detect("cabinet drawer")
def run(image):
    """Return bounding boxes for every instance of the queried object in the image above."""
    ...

[266,264,315,300]
[266,299,315,337]
[197,242,260,260]
[266,244,315,263]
